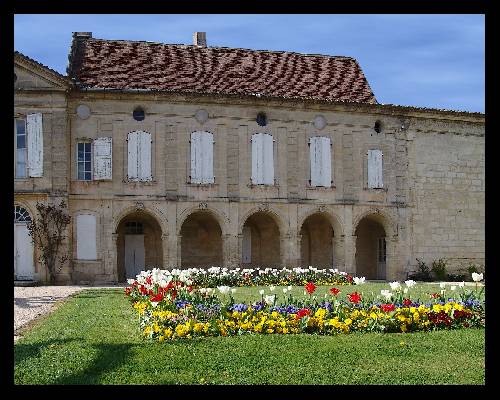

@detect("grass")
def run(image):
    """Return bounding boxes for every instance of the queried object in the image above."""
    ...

[14,285,485,385]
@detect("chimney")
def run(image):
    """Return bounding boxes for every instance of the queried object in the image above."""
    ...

[73,32,92,39]
[193,32,207,47]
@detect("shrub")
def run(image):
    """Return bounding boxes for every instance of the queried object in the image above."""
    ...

[431,259,448,281]
[408,259,432,282]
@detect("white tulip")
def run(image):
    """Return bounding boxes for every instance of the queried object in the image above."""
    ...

[458,281,465,288]
[353,277,366,285]
[151,302,158,308]
[127,279,136,285]
[282,288,288,294]
[269,285,276,292]
[440,289,446,295]
[403,288,408,294]
[389,281,401,291]
[264,295,276,305]
[381,289,393,300]
[450,286,456,291]
[472,272,483,282]
[404,280,416,288]
[231,288,237,294]
[217,286,230,295]
[259,289,265,295]
[439,282,446,289]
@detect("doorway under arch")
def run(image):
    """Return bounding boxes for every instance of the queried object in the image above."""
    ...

[355,215,387,280]
[116,211,163,282]
[180,211,223,268]
[300,213,334,268]
[241,211,281,267]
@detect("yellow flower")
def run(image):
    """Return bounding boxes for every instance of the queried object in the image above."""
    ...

[344,318,352,326]
[164,328,173,338]
[153,322,160,333]
[144,326,151,335]
[369,312,378,320]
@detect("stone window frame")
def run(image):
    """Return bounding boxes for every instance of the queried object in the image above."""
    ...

[14,116,28,180]
[76,140,93,181]
[72,210,102,262]
[305,131,336,190]
[362,143,391,191]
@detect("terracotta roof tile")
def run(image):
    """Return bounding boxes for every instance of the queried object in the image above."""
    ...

[69,37,378,104]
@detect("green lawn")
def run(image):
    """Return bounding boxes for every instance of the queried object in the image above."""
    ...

[14,286,485,385]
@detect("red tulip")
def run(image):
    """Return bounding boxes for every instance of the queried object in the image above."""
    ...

[381,303,395,312]
[305,282,317,295]
[403,298,412,306]
[330,287,341,296]
[347,292,362,304]
[296,308,311,320]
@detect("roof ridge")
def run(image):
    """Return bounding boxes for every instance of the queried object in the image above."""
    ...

[86,37,356,60]
[14,50,67,80]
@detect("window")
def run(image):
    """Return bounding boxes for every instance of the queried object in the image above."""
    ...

[309,136,332,187]
[256,112,267,127]
[14,205,31,223]
[15,119,27,178]
[127,131,152,181]
[125,221,144,234]
[378,237,386,263]
[374,120,382,134]
[251,133,274,185]
[190,131,214,184]
[77,142,92,181]
[133,107,145,121]
[367,149,383,188]
[76,214,97,260]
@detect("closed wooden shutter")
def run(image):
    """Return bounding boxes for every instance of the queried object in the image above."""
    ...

[201,131,214,183]
[26,113,43,177]
[262,133,274,185]
[251,133,263,184]
[320,137,332,187]
[76,214,97,260]
[127,131,139,180]
[368,149,383,188]
[138,131,152,181]
[93,137,112,180]
[310,136,321,186]
[191,131,202,183]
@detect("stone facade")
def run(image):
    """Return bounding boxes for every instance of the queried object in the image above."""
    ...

[14,52,485,285]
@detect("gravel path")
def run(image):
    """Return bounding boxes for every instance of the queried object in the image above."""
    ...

[14,285,125,341]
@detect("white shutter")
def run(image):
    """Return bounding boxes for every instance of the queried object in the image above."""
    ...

[320,137,332,187]
[93,137,112,180]
[138,131,152,181]
[127,132,139,180]
[201,132,214,184]
[262,133,274,185]
[27,113,43,177]
[368,149,383,188]
[251,133,263,184]
[310,136,321,186]
[191,131,202,183]
[242,226,252,263]
[76,214,97,260]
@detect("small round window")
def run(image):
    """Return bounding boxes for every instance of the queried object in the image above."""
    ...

[374,120,382,133]
[133,107,145,121]
[256,112,267,127]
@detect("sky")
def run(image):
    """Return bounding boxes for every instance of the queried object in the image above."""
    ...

[14,14,485,113]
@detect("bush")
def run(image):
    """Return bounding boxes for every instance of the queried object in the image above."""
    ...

[446,273,466,282]
[408,259,432,282]
[431,259,448,281]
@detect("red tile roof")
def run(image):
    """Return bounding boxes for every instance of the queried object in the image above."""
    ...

[68,37,378,104]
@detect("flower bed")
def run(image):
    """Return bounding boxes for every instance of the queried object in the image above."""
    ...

[125,269,485,341]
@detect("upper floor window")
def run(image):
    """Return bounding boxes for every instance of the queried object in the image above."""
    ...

[309,136,332,187]
[127,131,152,181]
[190,131,214,184]
[251,133,274,185]
[367,149,383,188]
[15,119,27,178]
[77,142,92,181]
[14,113,43,178]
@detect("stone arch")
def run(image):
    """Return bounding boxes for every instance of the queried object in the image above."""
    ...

[297,208,345,237]
[177,205,228,236]
[239,205,285,236]
[113,204,167,235]
[352,208,397,238]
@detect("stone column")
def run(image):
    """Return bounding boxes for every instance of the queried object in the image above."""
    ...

[111,233,119,282]
[168,234,178,268]
[222,233,232,268]
[161,233,169,268]
[176,234,182,268]
[237,233,244,266]
[386,235,399,281]
[333,235,345,269]
[343,234,357,275]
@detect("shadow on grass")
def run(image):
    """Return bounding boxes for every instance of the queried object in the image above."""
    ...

[53,343,134,384]
[14,338,80,365]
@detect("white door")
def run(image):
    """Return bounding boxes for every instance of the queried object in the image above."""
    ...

[125,235,145,279]
[14,224,34,280]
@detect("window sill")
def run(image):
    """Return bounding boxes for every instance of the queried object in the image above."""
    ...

[73,259,101,263]
[306,185,336,190]
[363,187,388,192]
[247,183,279,188]
[123,179,157,186]
[187,182,218,187]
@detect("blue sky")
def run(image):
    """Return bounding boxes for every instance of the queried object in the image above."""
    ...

[14,14,484,112]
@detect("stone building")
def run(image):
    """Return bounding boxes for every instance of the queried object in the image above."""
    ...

[14,32,485,284]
